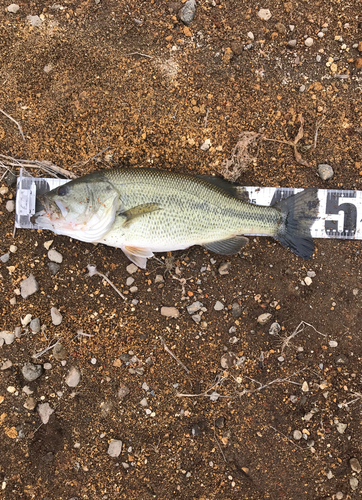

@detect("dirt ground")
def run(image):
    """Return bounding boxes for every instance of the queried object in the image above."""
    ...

[1,1,362,499]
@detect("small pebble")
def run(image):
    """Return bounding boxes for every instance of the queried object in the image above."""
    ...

[20,274,39,299]
[21,314,32,326]
[257,313,272,325]
[0,253,10,263]
[180,0,196,26]
[38,403,54,424]
[154,275,164,283]
[214,301,224,311]
[269,322,281,335]
[316,54,322,62]
[307,271,316,278]
[48,262,60,275]
[187,301,203,314]
[5,200,15,212]
[24,397,36,410]
[43,240,53,250]
[350,477,358,491]
[231,302,242,318]
[200,139,211,151]
[350,458,361,473]
[27,15,42,27]
[108,439,123,457]
[221,352,238,369]
[160,306,180,318]
[43,363,52,370]
[247,31,254,40]
[22,362,43,382]
[258,8,271,21]
[118,385,130,399]
[0,186,9,195]
[126,277,135,286]
[126,263,138,274]
[335,492,343,500]
[48,249,63,264]
[7,3,20,13]
[53,342,67,360]
[0,331,15,345]
[9,245,17,253]
[301,381,309,392]
[9,297,16,305]
[30,318,41,333]
[293,430,302,440]
[305,37,314,47]
[304,277,312,286]
[1,360,13,370]
[51,307,63,326]
[218,262,230,275]
[318,164,334,180]
[65,367,81,387]
[140,397,148,407]
[288,39,297,48]
[129,286,138,293]
[299,85,306,92]
[336,422,347,434]
[192,424,201,436]
[329,340,338,348]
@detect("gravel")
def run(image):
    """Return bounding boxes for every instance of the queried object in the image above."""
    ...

[0,331,15,345]
[51,307,63,326]
[221,352,238,369]
[7,3,20,13]
[38,402,54,424]
[0,253,10,263]
[214,301,224,311]
[107,439,123,457]
[258,8,271,21]
[20,274,39,299]
[180,0,196,26]
[30,318,41,333]
[5,200,15,212]
[48,249,63,263]
[22,362,43,381]
[293,430,302,440]
[336,422,347,434]
[257,313,272,325]
[160,306,180,318]
[304,37,314,47]
[318,164,334,180]
[126,277,135,286]
[48,262,61,275]
[350,477,359,490]
[27,15,42,27]
[187,301,203,314]
[350,457,361,473]
[65,366,81,387]
[126,263,138,274]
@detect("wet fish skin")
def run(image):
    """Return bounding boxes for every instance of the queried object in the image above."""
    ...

[34,167,319,268]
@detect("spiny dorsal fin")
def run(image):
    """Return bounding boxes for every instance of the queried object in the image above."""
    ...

[197,175,249,201]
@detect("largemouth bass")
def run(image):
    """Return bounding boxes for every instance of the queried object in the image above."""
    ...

[34,168,319,268]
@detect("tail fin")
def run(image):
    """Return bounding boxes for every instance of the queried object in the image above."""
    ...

[273,188,319,260]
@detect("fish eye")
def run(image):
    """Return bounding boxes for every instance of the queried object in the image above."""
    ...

[57,185,69,196]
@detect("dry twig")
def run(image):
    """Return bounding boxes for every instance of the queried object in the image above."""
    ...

[87,264,126,301]
[314,116,326,149]
[222,131,261,181]
[278,321,326,355]
[125,52,153,59]
[213,419,227,462]
[159,336,190,374]
[0,155,77,179]
[33,338,62,359]
[263,114,310,167]
[0,108,25,141]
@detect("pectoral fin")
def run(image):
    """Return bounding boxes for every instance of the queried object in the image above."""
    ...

[119,203,161,227]
[204,236,249,255]
[122,246,154,269]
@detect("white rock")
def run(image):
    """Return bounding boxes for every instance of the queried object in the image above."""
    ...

[108,439,123,457]
[48,249,63,263]
[51,307,63,325]
[6,200,15,212]
[126,277,135,286]
[27,15,42,27]
[1,360,13,370]
[126,263,138,274]
[65,367,81,387]
[9,245,17,253]
[304,277,312,286]
[21,313,32,326]
[20,274,39,299]
[38,402,54,424]
[214,301,224,311]
[336,422,347,434]
[44,240,53,250]
[22,362,43,381]
[293,430,302,440]
[329,340,338,348]
[301,381,309,392]
[247,31,254,40]
[200,139,211,151]
[350,477,358,491]
[160,306,180,318]
[0,331,15,345]
[305,37,314,47]
[258,8,271,21]
[7,4,20,13]
[318,164,334,180]
[257,313,272,325]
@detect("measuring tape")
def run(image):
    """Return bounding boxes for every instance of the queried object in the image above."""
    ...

[15,169,362,239]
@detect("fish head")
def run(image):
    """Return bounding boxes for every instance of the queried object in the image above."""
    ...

[34,173,120,242]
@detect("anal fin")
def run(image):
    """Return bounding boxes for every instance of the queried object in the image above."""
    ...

[204,235,249,255]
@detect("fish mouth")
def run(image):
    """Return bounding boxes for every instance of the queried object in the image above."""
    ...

[32,194,63,226]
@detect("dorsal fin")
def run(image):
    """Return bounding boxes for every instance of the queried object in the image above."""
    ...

[197,175,249,201]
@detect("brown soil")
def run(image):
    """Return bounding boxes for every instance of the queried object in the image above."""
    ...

[1,1,362,499]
